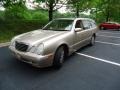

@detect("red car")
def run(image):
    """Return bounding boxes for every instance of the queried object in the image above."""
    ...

[99,22,120,30]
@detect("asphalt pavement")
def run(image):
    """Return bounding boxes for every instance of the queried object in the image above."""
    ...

[0,30,120,90]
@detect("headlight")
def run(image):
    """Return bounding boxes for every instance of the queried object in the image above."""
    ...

[29,43,44,55]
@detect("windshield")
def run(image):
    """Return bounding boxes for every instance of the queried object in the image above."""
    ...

[106,22,119,24]
[43,19,73,31]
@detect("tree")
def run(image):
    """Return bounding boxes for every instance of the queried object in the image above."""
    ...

[93,0,120,22]
[68,0,94,17]
[0,0,29,21]
[34,0,68,21]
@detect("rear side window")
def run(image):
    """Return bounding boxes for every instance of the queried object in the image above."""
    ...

[82,20,96,29]
[90,21,97,28]
[82,20,91,29]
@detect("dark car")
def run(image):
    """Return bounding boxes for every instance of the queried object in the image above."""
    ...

[99,22,120,30]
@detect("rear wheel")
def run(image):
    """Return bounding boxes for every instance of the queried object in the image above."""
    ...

[100,27,103,30]
[53,46,65,69]
[89,35,95,46]
[100,27,106,30]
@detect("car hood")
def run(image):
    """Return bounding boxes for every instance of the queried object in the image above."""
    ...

[15,30,67,45]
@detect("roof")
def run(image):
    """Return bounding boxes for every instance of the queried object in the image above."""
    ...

[54,18,94,21]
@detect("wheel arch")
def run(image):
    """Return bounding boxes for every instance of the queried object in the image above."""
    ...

[93,33,96,38]
[55,44,69,58]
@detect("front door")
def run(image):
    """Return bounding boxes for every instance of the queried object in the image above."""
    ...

[73,20,92,50]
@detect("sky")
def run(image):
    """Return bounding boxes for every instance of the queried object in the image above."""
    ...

[0,7,4,11]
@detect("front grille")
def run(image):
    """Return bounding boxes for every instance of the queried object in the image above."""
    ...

[15,41,29,52]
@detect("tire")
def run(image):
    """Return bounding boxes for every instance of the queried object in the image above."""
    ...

[53,46,65,69]
[118,28,120,31]
[89,35,95,46]
[100,27,104,30]
[101,27,106,30]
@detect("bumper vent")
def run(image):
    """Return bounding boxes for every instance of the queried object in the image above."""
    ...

[15,41,29,52]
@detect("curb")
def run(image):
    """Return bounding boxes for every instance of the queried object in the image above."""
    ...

[0,42,10,48]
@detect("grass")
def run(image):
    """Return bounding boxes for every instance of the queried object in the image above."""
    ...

[0,30,15,43]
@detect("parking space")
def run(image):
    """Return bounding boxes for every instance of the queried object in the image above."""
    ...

[77,30,120,63]
[77,41,120,63]
[96,30,120,44]
[98,31,120,44]
[0,30,120,90]
[97,33,120,37]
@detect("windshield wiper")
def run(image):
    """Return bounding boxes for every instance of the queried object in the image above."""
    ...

[43,29,69,31]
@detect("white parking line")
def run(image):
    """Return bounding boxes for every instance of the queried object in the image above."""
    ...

[99,32,120,35]
[97,35,120,39]
[76,52,120,67]
[95,41,120,46]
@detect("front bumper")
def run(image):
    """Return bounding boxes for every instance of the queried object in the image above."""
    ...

[9,46,54,68]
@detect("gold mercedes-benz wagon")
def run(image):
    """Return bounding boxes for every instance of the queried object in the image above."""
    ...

[9,18,98,68]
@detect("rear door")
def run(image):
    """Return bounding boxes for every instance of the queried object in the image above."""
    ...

[80,20,93,44]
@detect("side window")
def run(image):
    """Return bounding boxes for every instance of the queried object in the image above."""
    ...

[75,20,82,28]
[90,21,97,28]
[82,20,91,29]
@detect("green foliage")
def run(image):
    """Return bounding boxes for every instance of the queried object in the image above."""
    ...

[91,0,120,22]
[68,0,94,17]
[0,11,5,21]
[0,9,49,31]
[53,12,75,18]
[31,10,48,22]
[4,6,31,20]
[0,7,49,43]
[34,0,68,21]
[0,0,26,8]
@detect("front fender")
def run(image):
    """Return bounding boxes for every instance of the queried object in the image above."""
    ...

[43,32,74,56]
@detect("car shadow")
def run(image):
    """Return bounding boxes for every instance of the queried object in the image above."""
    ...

[77,45,92,52]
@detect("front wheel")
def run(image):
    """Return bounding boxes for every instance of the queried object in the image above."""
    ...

[118,28,120,31]
[53,46,65,69]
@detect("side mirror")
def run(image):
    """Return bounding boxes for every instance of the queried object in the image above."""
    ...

[75,28,82,32]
